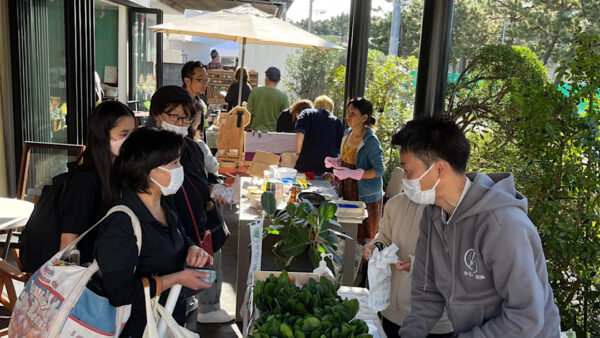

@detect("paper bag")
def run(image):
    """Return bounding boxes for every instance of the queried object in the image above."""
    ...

[248,151,280,178]
[280,152,298,168]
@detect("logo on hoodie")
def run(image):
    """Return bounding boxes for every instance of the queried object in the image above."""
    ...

[463,248,486,280]
[464,249,478,273]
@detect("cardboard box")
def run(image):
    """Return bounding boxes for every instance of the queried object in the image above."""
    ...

[243,271,386,338]
[243,271,330,337]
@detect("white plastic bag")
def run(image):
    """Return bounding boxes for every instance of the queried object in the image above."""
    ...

[367,243,399,311]
[560,330,576,338]
[142,279,198,338]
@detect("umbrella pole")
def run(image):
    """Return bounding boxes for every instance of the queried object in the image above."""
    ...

[237,37,247,107]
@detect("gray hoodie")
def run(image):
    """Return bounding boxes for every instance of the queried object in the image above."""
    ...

[400,172,560,337]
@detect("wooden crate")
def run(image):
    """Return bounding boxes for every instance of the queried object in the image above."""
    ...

[216,106,251,168]
[207,70,234,106]
[207,69,260,107]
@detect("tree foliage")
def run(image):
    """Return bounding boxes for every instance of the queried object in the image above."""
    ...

[446,45,548,133]
[293,13,350,44]
[283,48,346,105]
[369,0,504,63]
[489,0,600,65]
[340,0,600,67]
[449,36,600,336]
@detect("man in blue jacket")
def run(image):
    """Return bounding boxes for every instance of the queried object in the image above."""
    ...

[394,118,560,337]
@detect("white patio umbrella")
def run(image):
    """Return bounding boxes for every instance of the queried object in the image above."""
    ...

[151,4,343,107]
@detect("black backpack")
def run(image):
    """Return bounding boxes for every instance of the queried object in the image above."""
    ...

[19,172,69,273]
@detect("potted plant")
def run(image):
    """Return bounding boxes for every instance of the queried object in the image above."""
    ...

[260,191,351,275]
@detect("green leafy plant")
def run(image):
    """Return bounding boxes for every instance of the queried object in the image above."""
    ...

[251,272,371,338]
[261,191,350,274]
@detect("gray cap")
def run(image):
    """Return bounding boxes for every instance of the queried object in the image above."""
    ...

[265,66,281,82]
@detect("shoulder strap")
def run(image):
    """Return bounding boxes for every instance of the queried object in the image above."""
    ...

[181,185,203,245]
[60,205,142,260]
[111,205,142,256]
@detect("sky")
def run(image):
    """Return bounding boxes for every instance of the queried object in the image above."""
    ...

[286,0,393,22]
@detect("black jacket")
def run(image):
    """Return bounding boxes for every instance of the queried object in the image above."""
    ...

[172,137,230,253]
[94,189,194,337]
[225,81,252,110]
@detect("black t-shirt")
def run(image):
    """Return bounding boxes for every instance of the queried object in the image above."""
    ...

[60,164,104,265]
[276,108,295,133]
[295,109,344,175]
[94,189,194,337]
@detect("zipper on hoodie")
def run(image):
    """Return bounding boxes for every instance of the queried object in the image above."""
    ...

[435,221,456,325]
[446,223,457,327]
[434,223,449,254]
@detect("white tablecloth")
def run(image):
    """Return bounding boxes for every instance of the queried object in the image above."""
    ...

[0,197,34,231]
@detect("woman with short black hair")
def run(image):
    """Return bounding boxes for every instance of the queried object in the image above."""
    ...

[150,85,233,324]
[94,127,213,337]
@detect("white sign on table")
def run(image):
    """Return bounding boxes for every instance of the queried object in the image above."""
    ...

[245,131,296,161]
[246,218,264,286]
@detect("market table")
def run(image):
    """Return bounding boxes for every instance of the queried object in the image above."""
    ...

[235,177,361,321]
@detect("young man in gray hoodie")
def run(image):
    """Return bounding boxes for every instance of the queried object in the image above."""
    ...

[394,118,560,337]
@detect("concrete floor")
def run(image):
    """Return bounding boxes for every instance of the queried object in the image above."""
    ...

[190,205,243,337]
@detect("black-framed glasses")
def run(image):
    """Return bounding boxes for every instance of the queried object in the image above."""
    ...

[162,112,194,124]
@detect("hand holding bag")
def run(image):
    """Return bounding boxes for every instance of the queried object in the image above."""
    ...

[367,243,399,311]
[141,277,199,338]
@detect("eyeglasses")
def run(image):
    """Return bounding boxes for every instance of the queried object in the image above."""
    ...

[162,112,194,124]
[192,77,209,83]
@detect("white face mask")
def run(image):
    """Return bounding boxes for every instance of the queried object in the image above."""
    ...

[161,119,189,137]
[402,164,440,205]
[151,166,184,196]
[109,136,127,157]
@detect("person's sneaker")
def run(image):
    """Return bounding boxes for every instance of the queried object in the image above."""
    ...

[197,308,235,323]
[185,296,198,316]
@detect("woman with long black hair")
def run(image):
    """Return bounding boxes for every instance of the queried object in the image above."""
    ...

[20,101,135,273]
[59,101,135,264]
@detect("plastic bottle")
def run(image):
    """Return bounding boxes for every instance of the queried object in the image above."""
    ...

[313,253,335,279]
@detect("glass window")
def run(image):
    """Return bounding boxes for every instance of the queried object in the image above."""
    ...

[131,11,160,112]
[47,0,68,143]
[12,0,69,198]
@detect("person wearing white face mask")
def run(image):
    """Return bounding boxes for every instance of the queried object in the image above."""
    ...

[392,118,560,338]
[20,101,136,273]
[94,128,214,337]
[362,166,453,338]
[149,86,234,324]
